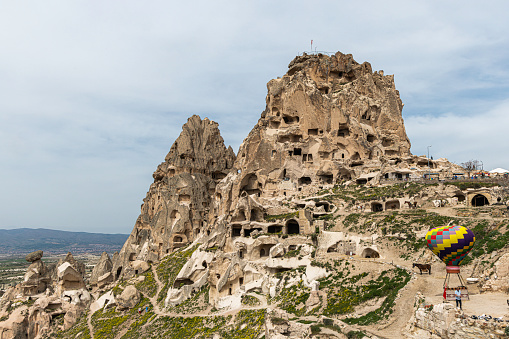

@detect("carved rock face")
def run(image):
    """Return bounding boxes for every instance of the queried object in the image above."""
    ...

[230,52,413,205]
[113,115,236,279]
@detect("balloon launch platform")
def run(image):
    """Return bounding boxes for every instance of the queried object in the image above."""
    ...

[425,225,476,301]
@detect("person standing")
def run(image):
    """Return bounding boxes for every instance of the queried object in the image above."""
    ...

[455,288,462,309]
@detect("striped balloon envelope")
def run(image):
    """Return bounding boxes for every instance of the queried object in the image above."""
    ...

[425,225,475,267]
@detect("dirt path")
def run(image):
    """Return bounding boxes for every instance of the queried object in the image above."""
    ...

[369,275,425,338]
[87,311,95,339]
[115,317,137,339]
[148,265,164,315]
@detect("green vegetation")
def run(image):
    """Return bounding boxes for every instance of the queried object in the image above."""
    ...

[343,269,411,325]
[0,257,30,286]
[284,246,301,258]
[91,297,151,339]
[135,269,157,298]
[344,210,459,254]
[313,259,410,325]
[329,182,435,204]
[167,285,209,314]
[241,294,261,306]
[271,281,310,316]
[222,309,266,339]
[310,324,321,334]
[346,330,367,339]
[123,309,265,339]
[47,311,91,339]
[265,211,299,222]
[462,220,509,265]
[156,244,199,305]
[445,181,500,190]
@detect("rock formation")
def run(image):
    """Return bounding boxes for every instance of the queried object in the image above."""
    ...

[2,51,507,339]
[21,251,51,296]
[90,251,113,290]
[0,250,91,339]
[112,115,236,281]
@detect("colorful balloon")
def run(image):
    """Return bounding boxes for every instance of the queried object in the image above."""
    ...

[425,225,475,267]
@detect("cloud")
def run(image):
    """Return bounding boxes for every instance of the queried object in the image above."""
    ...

[1,1,509,233]
[405,100,509,170]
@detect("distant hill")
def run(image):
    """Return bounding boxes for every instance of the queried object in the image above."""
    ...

[0,228,129,257]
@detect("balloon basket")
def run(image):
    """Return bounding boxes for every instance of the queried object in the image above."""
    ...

[443,269,469,301]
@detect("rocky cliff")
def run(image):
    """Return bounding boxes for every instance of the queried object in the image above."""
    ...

[1,51,507,339]
[112,115,236,280]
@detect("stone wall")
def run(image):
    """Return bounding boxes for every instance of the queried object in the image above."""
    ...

[409,293,507,338]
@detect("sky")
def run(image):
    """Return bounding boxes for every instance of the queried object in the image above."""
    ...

[1,1,509,234]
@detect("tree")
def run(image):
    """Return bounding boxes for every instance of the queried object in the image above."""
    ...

[461,159,481,177]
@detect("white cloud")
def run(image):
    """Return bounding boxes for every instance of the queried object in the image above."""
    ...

[405,100,509,170]
[1,1,509,233]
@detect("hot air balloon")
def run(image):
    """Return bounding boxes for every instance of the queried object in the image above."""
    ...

[425,225,475,301]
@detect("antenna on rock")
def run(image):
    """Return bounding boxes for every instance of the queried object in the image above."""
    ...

[311,40,313,53]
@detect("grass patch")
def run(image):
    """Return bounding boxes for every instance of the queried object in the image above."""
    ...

[156,244,199,306]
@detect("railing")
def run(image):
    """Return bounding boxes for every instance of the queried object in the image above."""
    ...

[379,177,508,185]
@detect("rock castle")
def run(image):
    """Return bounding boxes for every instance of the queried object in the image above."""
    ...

[1,52,508,339]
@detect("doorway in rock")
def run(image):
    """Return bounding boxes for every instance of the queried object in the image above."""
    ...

[472,194,489,207]
[371,202,383,212]
[361,248,380,258]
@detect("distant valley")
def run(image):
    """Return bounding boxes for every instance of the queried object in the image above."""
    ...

[0,228,129,257]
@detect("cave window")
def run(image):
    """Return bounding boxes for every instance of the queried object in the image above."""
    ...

[174,236,183,242]
[316,201,330,212]
[299,177,312,185]
[202,261,207,268]
[342,153,345,159]
[232,227,242,237]
[367,134,375,142]
[229,287,232,295]
[260,249,266,257]
[268,225,282,233]
[291,134,302,142]
[294,148,302,156]
[338,128,349,137]
[239,251,243,259]
[250,209,258,221]
[239,277,244,285]
[271,150,276,157]
[286,220,300,234]
[270,121,280,129]
[308,128,318,135]
[371,202,383,212]
[116,267,122,280]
